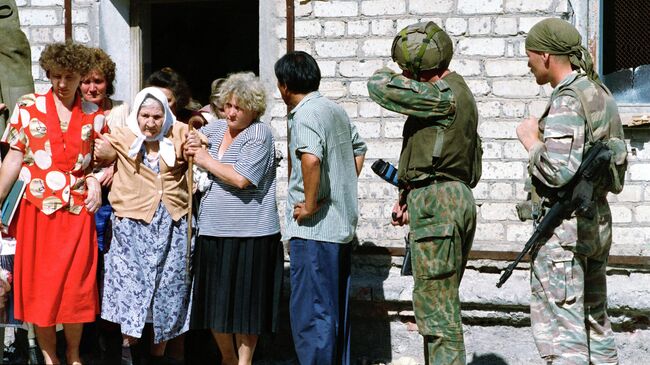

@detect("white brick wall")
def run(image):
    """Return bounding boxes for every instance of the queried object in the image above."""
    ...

[315,40,358,57]
[457,0,503,14]
[313,1,359,17]
[492,79,541,97]
[20,8,59,26]
[409,0,454,14]
[16,0,649,259]
[339,60,384,77]
[32,0,63,6]
[361,38,393,57]
[468,17,492,35]
[361,0,406,16]
[371,19,394,36]
[324,21,346,37]
[485,60,530,76]
[457,38,507,56]
[494,17,518,35]
[445,17,468,35]
[295,20,322,37]
[347,20,370,35]
[504,0,555,13]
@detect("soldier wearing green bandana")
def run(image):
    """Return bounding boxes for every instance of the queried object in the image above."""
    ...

[0,0,34,132]
[517,18,623,365]
[367,22,482,365]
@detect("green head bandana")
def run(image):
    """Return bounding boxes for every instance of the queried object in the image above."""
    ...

[525,18,603,87]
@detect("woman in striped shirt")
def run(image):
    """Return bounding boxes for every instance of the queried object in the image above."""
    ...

[185,72,282,365]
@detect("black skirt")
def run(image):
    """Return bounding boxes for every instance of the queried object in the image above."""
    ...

[190,233,283,335]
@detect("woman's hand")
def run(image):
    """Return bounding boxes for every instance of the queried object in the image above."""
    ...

[94,134,117,163]
[184,130,203,149]
[97,165,115,187]
[84,176,102,213]
[183,130,211,167]
[185,145,211,169]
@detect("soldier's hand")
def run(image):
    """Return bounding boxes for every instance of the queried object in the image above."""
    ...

[391,200,409,226]
[516,117,542,152]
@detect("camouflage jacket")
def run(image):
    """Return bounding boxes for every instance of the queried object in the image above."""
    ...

[530,73,587,189]
[367,67,481,188]
[367,67,454,120]
[530,72,622,195]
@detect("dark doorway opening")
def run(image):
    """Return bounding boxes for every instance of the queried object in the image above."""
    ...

[143,0,259,106]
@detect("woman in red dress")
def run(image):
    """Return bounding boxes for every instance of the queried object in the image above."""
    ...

[0,41,106,365]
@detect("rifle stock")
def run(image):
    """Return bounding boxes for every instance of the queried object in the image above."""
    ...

[496,141,612,288]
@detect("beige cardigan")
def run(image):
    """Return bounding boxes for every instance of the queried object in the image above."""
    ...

[107,122,189,223]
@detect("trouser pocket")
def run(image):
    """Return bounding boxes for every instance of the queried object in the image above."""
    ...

[549,256,578,304]
[532,245,578,304]
[410,223,456,280]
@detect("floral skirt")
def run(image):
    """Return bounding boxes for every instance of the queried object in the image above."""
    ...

[101,203,193,343]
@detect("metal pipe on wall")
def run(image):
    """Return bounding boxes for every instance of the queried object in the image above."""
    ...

[64,0,72,40]
[286,0,295,52]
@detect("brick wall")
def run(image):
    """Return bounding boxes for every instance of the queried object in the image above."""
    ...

[270,0,648,257]
[14,0,648,257]
[16,0,97,94]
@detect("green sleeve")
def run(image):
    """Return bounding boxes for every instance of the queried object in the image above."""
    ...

[367,67,455,119]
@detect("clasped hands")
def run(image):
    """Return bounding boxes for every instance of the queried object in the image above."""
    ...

[183,130,210,167]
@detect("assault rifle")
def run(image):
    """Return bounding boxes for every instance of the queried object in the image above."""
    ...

[496,141,613,288]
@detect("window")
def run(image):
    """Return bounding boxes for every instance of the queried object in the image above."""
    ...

[600,0,650,105]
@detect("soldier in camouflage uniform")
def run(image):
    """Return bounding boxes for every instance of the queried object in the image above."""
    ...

[367,22,481,365]
[0,0,34,132]
[517,18,623,365]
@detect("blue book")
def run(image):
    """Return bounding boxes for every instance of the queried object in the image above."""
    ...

[1,179,25,234]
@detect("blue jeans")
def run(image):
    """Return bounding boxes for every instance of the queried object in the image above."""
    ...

[289,238,351,365]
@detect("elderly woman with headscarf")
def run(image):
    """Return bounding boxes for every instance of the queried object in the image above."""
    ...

[516,18,625,365]
[93,87,194,362]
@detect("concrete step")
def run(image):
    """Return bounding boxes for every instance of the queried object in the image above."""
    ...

[255,256,650,364]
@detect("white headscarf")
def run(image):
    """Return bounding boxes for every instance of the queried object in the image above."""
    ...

[127,87,177,167]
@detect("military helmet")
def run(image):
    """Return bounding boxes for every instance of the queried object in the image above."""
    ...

[391,21,453,78]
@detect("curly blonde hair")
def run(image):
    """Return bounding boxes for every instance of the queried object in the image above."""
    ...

[86,48,117,97]
[218,72,266,117]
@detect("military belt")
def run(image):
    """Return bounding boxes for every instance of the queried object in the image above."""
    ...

[405,175,453,190]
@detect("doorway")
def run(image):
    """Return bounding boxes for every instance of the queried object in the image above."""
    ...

[140,0,259,105]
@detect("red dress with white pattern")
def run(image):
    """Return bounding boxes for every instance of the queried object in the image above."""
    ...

[2,90,106,326]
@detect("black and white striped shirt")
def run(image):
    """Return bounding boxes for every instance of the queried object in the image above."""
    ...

[196,120,280,237]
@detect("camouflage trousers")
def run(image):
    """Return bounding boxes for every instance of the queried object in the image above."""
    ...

[407,181,476,365]
[530,198,618,365]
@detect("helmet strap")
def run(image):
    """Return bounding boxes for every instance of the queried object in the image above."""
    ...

[399,28,414,77]
[412,25,442,80]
